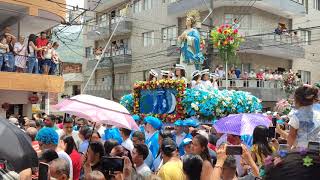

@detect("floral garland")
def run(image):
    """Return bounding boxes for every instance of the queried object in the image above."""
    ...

[282,71,301,97]
[120,94,134,114]
[211,24,244,62]
[182,88,262,119]
[132,79,186,122]
[274,99,293,115]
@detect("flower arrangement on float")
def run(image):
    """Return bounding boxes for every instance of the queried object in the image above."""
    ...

[132,79,186,122]
[120,94,134,114]
[211,24,244,61]
[182,88,262,120]
[282,71,301,97]
[120,80,263,122]
[274,99,293,115]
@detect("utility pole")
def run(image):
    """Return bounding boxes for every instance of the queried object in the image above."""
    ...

[109,13,115,100]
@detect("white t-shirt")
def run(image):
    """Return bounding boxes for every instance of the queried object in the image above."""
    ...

[121,138,134,152]
[57,151,73,180]
[136,163,152,177]
[56,129,82,150]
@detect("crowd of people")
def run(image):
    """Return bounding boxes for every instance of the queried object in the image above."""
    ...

[3,84,320,180]
[0,28,60,75]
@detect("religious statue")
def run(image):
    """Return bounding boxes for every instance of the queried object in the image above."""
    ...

[178,10,204,80]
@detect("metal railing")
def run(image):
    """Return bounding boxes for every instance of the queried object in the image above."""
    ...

[217,79,283,89]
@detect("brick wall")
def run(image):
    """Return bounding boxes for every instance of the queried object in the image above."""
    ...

[62,63,82,74]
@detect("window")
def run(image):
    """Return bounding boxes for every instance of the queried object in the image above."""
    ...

[144,0,153,10]
[72,85,81,96]
[85,47,91,58]
[133,0,143,13]
[143,31,155,47]
[162,26,177,45]
[314,0,320,10]
[298,70,311,84]
[301,30,311,45]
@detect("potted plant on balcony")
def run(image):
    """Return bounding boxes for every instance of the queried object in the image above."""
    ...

[211,24,244,89]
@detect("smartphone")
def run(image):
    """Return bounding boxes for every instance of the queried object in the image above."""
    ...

[308,141,320,152]
[101,157,124,173]
[226,145,243,155]
[268,127,276,139]
[38,162,49,180]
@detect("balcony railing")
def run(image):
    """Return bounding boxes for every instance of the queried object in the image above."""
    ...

[168,0,306,17]
[86,18,132,41]
[216,79,286,101]
[217,79,283,89]
[86,48,132,69]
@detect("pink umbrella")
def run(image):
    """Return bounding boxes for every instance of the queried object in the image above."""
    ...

[53,94,139,130]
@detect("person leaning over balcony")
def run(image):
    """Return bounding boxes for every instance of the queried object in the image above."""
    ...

[14,36,27,73]
[49,42,60,75]
[42,42,54,75]
[0,35,9,71]
[36,31,48,74]
[27,34,44,74]
[4,34,15,72]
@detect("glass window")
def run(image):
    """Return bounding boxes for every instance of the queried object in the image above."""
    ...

[134,0,143,13]
[298,70,311,84]
[85,47,91,58]
[144,0,153,10]
[143,31,155,47]
[301,30,311,45]
[162,26,177,45]
[314,0,320,10]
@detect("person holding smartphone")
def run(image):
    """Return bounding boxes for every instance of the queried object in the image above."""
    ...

[213,144,259,180]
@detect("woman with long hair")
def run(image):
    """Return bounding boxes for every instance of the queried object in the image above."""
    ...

[288,85,320,149]
[191,134,214,180]
[251,125,276,167]
[60,135,81,180]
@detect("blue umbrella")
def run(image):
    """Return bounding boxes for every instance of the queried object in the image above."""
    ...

[213,113,271,136]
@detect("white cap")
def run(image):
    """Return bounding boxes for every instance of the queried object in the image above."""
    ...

[192,70,201,78]
[149,69,158,77]
[175,64,185,70]
[201,69,210,75]
[273,112,278,116]
[197,130,208,139]
[210,73,219,79]
[266,111,272,114]
[161,70,170,76]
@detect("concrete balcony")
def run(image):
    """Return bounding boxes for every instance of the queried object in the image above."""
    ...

[217,79,286,102]
[241,32,305,59]
[0,72,64,93]
[86,49,132,69]
[168,0,306,18]
[86,18,132,41]
[94,0,129,12]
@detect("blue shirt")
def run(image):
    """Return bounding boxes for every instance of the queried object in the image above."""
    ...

[144,149,154,169]
[174,133,192,156]
[146,131,159,159]
[79,140,89,154]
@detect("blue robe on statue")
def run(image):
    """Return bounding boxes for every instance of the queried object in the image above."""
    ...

[179,28,205,80]
[146,131,160,159]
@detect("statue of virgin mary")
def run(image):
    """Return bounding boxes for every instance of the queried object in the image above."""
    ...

[178,10,204,80]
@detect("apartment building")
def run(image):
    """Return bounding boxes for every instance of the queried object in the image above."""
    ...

[83,0,319,104]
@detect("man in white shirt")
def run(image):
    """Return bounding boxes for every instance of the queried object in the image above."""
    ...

[132,144,152,177]
[120,128,134,152]
[56,118,82,149]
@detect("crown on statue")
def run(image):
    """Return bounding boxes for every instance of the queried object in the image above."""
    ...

[186,9,201,23]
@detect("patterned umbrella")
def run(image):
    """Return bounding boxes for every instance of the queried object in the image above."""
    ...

[213,113,271,136]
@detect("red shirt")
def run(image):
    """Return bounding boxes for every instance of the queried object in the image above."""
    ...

[208,143,216,152]
[69,149,81,180]
[35,37,48,59]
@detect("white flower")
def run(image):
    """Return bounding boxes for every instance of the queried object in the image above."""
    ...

[195,92,200,96]
[191,103,199,111]
[204,96,208,100]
